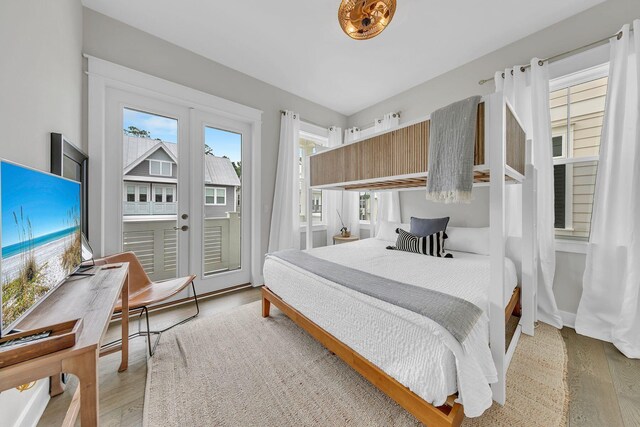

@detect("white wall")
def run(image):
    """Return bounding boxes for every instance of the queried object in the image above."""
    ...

[400,187,490,227]
[82,7,347,268]
[0,0,83,167]
[347,0,640,318]
[0,1,84,425]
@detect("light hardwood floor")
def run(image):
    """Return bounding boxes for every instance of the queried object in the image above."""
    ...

[37,287,640,427]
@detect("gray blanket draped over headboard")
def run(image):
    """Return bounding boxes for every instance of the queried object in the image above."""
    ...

[426,95,482,203]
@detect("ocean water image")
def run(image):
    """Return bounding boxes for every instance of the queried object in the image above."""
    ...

[1,162,81,331]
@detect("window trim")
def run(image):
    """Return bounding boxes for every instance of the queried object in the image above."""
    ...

[148,159,173,177]
[205,186,226,206]
[298,128,328,228]
[549,62,608,245]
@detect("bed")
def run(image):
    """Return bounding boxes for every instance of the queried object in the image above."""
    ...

[264,93,535,427]
[263,238,520,420]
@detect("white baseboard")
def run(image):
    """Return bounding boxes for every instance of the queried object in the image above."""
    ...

[0,379,50,427]
[559,310,576,329]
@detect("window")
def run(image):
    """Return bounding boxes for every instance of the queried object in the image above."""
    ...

[123,183,150,202]
[205,187,226,205]
[298,131,328,224]
[359,192,372,222]
[126,185,136,202]
[550,65,608,240]
[153,185,177,203]
[149,159,172,177]
[138,185,148,202]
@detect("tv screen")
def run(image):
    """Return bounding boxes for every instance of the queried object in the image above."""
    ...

[0,160,82,335]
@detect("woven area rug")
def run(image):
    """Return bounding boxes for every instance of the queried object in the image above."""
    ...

[144,301,568,427]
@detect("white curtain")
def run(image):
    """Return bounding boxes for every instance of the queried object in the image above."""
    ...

[268,111,301,252]
[495,60,563,328]
[576,22,640,358]
[340,127,361,239]
[375,191,402,234]
[373,113,402,234]
[344,126,361,142]
[374,113,400,133]
[326,126,345,243]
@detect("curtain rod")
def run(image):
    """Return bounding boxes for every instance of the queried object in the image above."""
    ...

[280,110,401,131]
[279,110,328,129]
[355,112,401,131]
[280,110,400,130]
[478,27,631,85]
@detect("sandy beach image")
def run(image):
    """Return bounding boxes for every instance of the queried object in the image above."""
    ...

[1,161,81,330]
[1,233,77,286]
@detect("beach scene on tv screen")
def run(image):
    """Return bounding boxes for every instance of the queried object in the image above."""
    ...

[1,162,81,330]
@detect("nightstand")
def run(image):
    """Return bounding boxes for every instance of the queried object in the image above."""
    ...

[333,235,359,245]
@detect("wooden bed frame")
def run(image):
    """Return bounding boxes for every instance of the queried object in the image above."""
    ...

[261,285,522,427]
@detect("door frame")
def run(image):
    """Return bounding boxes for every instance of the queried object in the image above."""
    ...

[87,55,264,285]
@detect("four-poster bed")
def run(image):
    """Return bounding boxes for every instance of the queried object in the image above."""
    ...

[262,92,537,426]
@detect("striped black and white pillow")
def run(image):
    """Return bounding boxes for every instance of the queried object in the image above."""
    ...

[388,228,452,258]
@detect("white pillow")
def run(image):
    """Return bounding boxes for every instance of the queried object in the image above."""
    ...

[446,226,490,256]
[375,221,410,242]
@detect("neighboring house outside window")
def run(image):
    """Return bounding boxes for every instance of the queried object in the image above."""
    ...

[298,131,328,225]
[205,187,226,205]
[550,64,608,241]
[122,134,240,218]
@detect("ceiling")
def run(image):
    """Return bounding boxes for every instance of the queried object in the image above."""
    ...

[82,0,603,116]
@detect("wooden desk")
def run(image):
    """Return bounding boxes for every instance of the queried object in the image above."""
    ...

[0,264,130,426]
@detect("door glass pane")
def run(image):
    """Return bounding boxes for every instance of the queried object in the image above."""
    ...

[122,108,178,280]
[203,127,242,276]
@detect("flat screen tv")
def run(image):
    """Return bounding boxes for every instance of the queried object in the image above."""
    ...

[0,160,82,336]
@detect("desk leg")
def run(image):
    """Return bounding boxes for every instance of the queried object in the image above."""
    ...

[50,374,65,397]
[63,350,99,426]
[119,272,129,372]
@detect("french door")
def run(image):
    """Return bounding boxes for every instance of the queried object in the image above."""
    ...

[104,89,251,295]
[190,110,251,290]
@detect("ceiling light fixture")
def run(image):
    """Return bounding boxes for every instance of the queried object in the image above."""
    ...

[338,0,396,40]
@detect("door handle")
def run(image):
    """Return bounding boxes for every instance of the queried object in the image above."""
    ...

[174,225,189,231]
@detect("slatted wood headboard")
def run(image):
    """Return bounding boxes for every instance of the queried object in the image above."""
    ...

[309,101,526,190]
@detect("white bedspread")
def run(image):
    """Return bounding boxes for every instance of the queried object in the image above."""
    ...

[263,238,518,417]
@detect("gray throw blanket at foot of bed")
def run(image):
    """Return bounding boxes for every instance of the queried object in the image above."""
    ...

[268,250,483,344]
[426,95,482,203]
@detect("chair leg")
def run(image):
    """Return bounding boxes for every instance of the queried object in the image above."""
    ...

[149,281,200,335]
[142,306,154,357]
[101,281,200,358]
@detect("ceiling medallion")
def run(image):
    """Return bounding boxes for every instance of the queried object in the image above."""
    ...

[338,0,396,40]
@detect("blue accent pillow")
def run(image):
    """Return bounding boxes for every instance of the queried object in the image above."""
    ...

[410,216,450,237]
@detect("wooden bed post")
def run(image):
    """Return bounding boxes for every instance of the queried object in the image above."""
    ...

[488,92,507,405]
[521,139,536,336]
[262,294,271,318]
